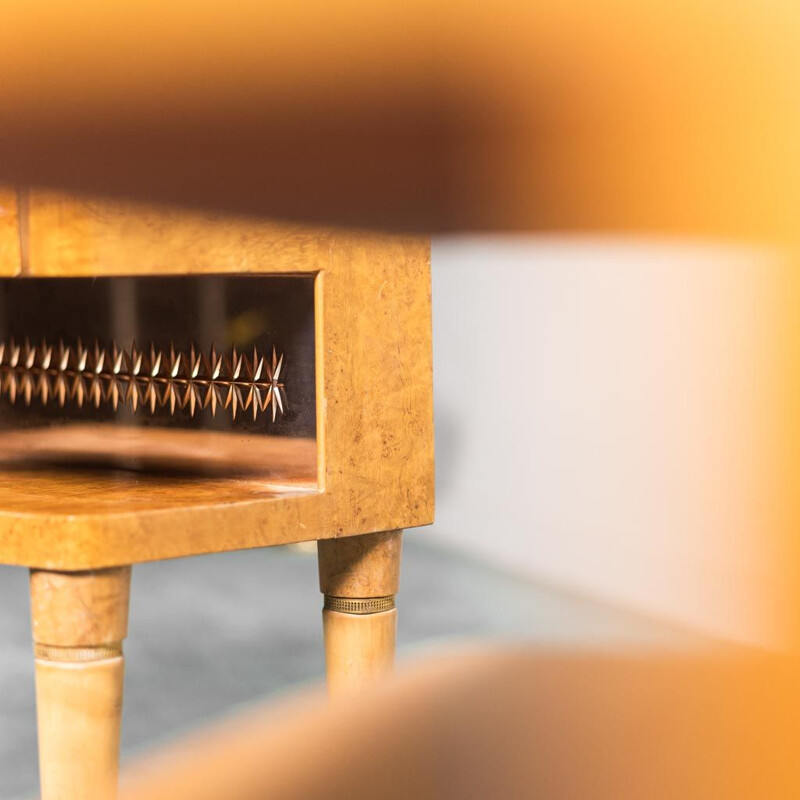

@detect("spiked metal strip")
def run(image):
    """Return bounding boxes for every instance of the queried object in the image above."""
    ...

[0,339,286,422]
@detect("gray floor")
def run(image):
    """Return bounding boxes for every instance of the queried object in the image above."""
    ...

[0,537,704,799]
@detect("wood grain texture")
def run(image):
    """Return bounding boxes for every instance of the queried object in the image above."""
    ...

[35,657,125,800]
[318,530,402,597]
[0,187,21,276]
[322,609,396,696]
[30,567,131,646]
[0,192,433,568]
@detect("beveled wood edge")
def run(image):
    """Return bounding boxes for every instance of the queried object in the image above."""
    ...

[26,188,334,276]
[0,492,432,571]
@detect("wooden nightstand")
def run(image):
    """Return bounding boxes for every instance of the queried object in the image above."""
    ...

[0,188,434,799]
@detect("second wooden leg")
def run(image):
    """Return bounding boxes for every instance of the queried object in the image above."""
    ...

[318,530,402,696]
[30,567,131,800]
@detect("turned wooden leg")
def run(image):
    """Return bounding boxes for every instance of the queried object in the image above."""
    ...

[30,567,132,800]
[318,530,401,696]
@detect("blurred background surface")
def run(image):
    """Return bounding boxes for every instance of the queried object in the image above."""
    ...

[432,236,797,650]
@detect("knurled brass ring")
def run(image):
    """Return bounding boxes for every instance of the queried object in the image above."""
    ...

[323,595,396,615]
[33,642,123,662]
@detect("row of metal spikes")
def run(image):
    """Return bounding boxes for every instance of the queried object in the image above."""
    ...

[0,339,286,421]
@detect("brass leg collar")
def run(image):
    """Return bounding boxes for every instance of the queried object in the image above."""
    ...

[323,595,396,615]
[34,642,124,662]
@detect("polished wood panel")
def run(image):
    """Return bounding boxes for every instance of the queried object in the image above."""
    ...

[0,188,21,276]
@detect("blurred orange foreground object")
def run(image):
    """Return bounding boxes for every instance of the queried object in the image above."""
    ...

[119,648,800,800]
[0,0,799,242]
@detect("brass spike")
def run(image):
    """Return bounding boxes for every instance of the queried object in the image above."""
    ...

[24,339,36,370]
[260,385,273,413]
[9,340,20,369]
[21,372,34,405]
[112,344,124,375]
[190,343,202,379]
[7,373,17,404]
[71,374,86,408]
[126,380,139,413]
[143,381,158,414]
[169,343,182,378]
[184,382,201,417]
[76,339,88,372]
[89,376,103,408]
[93,342,105,374]
[54,375,68,407]
[41,342,53,370]
[107,377,121,411]
[149,344,162,377]
[164,381,178,414]
[37,372,50,405]
[58,340,70,371]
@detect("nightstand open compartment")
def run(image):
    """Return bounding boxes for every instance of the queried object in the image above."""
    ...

[0,188,433,800]
[0,274,317,486]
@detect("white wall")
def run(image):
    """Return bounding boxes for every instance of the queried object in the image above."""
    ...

[430,237,795,648]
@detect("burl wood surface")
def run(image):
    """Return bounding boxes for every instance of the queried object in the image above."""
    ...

[0,192,434,568]
[26,192,325,277]
[318,530,402,598]
[30,567,131,646]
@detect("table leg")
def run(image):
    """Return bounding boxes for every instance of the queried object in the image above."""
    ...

[30,567,132,800]
[318,530,402,696]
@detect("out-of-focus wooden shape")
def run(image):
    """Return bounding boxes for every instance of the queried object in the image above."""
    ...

[0,2,799,242]
[118,648,800,800]
[0,188,21,275]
